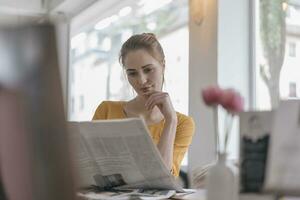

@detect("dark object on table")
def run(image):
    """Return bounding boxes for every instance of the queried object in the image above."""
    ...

[0,179,7,200]
[240,135,269,193]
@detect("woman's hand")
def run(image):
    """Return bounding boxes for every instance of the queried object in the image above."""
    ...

[144,91,177,122]
[144,91,177,170]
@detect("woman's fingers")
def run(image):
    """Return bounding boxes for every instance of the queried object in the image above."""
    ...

[145,92,165,106]
[145,92,169,110]
[144,91,176,120]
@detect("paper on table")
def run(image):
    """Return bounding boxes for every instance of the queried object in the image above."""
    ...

[264,100,300,195]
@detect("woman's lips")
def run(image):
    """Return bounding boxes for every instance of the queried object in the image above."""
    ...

[140,86,152,93]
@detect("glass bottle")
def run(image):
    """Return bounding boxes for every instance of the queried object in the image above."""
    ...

[206,152,237,200]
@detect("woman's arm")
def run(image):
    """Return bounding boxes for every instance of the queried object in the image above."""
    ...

[157,117,178,170]
[145,91,177,170]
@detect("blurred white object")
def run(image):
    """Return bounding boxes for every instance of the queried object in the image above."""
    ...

[264,100,300,195]
[205,153,238,200]
[192,163,215,189]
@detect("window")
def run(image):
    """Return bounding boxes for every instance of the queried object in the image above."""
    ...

[69,0,188,121]
[71,97,75,113]
[286,6,291,18]
[79,95,85,110]
[69,0,189,164]
[289,42,296,57]
[254,0,300,110]
[288,82,297,97]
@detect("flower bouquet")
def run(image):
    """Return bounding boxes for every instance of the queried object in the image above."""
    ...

[201,86,244,200]
[202,86,244,155]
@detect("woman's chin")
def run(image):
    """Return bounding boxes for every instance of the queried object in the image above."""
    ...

[138,93,150,99]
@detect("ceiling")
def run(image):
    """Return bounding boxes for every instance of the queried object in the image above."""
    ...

[0,0,98,25]
[1,0,300,26]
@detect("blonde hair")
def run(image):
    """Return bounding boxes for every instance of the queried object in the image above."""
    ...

[119,33,165,67]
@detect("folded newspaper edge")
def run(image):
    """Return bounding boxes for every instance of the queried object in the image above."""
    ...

[68,118,184,192]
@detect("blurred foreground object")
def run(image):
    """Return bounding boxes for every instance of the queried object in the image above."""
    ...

[0,174,6,199]
[0,24,77,200]
[239,111,274,193]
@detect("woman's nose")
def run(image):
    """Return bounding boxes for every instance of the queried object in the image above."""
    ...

[137,73,147,84]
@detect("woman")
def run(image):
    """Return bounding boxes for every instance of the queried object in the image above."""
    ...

[93,33,195,177]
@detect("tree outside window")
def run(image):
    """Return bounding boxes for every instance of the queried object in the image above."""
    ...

[256,0,300,110]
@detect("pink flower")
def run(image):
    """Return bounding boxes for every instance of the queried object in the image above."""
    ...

[201,85,244,154]
[202,86,244,113]
[202,86,224,106]
[219,89,244,113]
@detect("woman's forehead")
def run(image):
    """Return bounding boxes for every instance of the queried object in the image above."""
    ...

[123,49,160,69]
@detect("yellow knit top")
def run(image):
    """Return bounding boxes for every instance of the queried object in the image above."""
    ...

[92,101,195,177]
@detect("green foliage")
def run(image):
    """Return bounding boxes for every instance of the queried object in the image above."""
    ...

[260,0,286,59]
[259,0,287,108]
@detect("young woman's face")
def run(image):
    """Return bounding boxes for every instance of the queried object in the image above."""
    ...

[123,49,164,98]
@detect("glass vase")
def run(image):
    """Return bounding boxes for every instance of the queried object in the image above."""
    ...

[205,152,237,200]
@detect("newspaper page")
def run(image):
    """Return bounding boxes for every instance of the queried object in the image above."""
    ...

[264,100,300,195]
[77,189,176,200]
[68,118,184,192]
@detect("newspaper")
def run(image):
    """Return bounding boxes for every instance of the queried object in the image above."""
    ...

[77,189,176,200]
[68,118,184,192]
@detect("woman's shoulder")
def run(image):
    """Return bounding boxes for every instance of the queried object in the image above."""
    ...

[176,112,194,122]
[175,112,195,129]
[93,100,126,120]
[98,100,126,108]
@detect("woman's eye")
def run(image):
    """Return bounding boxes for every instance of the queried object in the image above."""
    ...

[144,68,153,73]
[127,72,137,76]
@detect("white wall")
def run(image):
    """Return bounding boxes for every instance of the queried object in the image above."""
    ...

[217,0,250,158]
[188,0,218,172]
[188,0,251,186]
[218,0,250,106]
